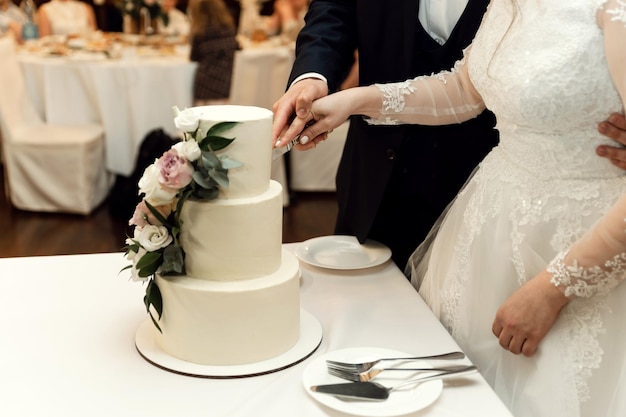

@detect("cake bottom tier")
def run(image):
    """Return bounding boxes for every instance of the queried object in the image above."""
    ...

[155,250,301,366]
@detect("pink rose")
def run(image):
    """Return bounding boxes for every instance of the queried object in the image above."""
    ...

[156,149,194,190]
[129,199,173,227]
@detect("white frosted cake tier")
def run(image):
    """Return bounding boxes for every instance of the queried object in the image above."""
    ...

[155,250,301,366]
[189,105,273,200]
[180,180,283,281]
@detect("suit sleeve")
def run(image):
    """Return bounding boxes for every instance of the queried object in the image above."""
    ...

[288,0,359,92]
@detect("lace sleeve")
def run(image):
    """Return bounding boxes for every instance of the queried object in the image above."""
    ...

[547,0,626,299]
[365,50,486,126]
[547,195,626,298]
[546,2,626,298]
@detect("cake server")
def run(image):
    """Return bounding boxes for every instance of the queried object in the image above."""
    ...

[310,365,478,401]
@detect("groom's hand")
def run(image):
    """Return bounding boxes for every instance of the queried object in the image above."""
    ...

[596,113,626,170]
[272,78,328,149]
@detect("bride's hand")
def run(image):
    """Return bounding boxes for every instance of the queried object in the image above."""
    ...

[296,86,380,147]
[491,269,570,357]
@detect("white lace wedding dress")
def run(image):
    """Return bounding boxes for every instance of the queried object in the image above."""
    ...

[368,0,626,416]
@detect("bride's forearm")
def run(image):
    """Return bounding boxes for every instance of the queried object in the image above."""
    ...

[339,85,385,118]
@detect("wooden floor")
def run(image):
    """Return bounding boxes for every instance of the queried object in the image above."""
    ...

[0,169,339,258]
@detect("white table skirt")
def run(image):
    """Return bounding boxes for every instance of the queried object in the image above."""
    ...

[0,246,512,417]
[18,54,197,176]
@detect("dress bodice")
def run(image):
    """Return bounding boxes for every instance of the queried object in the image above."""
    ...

[468,0,624,179]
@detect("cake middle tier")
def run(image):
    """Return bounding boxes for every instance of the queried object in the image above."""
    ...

[180,180,283,281]
[155,250,301,366]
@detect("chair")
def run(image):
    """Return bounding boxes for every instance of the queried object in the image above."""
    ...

[0,36,112,215]
[229,47,295,206]
[228,47,294,111]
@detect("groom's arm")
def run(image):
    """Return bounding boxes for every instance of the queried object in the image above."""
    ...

[596,113,626,169]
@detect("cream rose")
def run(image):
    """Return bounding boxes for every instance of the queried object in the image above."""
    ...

[173,107,200,132]
[138,163,177,206]
[173,139,201,162]
[136,224,173,252]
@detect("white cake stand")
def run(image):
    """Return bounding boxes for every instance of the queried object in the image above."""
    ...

[135,309,323,378]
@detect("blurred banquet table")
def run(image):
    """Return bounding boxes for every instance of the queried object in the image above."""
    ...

[229,44,294,111]
[0,244,513,417]
[18,46,197,176]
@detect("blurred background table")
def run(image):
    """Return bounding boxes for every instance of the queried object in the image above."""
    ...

[17,34,348,196]
[17,35,196,177]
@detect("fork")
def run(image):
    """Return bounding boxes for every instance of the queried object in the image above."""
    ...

[328,364,474,382]
[325,351,465,373]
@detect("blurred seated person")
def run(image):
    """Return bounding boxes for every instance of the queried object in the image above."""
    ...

[187,0,238,105]
[37,0,97,37]
[157,0,189,38]
[265,0,307,40]
[0,0,26,42]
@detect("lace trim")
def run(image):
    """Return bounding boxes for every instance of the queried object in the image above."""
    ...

[606,0,626,26]
[548,250,626,298]
[376,80,415,113]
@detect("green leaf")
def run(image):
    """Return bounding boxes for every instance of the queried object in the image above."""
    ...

[144,200,172,228]
[192,170,217,189]
[135,251,162,277]
[219,156,242,170]
[200,151,221,169]
[209,168,229,189]
[200,136,235,152]
[161,244,185,274]
[127,242,140,253]
[144,279,163,333]
[194,187,219,200]
[206,121,239,137]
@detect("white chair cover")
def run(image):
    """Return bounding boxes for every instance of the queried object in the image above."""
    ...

[0,36,112,214]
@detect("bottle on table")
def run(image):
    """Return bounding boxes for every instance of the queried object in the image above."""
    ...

[20,0,39,40]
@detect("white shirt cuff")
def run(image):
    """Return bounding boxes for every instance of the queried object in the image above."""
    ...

[290,72,328,87]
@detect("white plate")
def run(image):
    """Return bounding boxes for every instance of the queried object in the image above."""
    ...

[135,309,322,378]
[295,236,392,270]
[303,347,443,416]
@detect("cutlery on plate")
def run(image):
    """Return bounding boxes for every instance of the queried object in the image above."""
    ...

[311,365,478,401]
[328,364,474,382]
[325,351,465,373]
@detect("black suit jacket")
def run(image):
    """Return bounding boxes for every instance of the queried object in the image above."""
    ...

[289,0,498,266]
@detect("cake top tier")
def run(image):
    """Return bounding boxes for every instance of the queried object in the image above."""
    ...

[185,105,274,200]
[189,105,273,122]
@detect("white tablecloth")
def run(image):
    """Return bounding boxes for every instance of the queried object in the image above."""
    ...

[18,53,197,176]
[0,247,513,417]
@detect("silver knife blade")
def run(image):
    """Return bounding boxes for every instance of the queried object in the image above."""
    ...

[272,136,300,161]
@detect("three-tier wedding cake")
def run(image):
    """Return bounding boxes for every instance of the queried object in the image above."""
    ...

[127,105,302,367]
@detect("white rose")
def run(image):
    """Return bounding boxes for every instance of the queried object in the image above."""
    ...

[138,163,177,206]
[173,107,200,132]
[136,224,173,252]
[173,140,201,162]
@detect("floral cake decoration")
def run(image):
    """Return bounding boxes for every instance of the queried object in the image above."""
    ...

[123,106,241,331]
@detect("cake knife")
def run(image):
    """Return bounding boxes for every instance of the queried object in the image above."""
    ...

[272,136,301,161]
